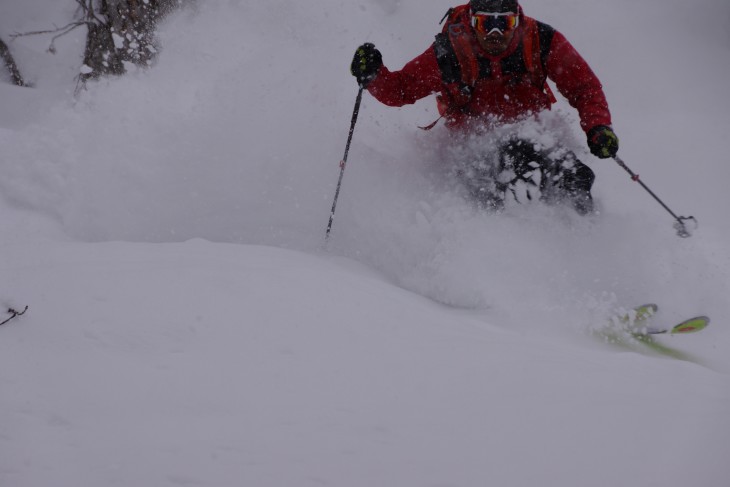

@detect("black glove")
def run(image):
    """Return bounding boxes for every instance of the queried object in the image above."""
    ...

[587,125,619,159]
[350,43,382,88]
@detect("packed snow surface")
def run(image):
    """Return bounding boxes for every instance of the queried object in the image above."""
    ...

[1,1,729,486]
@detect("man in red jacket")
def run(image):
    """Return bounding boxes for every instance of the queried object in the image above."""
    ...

[350,0,618,214]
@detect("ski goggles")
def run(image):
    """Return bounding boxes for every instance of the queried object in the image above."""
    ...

[471,12,520,35]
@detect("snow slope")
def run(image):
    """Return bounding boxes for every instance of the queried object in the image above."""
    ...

[1,1,729,486]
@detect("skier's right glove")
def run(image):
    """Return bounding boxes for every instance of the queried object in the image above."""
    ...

[587,125,619,159]
[350,43,382,88]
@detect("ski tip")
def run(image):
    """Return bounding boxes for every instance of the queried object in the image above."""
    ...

[670,316,710,334]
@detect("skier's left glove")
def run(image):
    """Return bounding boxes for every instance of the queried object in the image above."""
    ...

[587,125,619,159]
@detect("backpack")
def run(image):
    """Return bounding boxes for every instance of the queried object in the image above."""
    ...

[421,5,556,129]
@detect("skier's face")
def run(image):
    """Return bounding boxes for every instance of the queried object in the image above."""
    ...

[475,27,516,54]
[471,11,519,54]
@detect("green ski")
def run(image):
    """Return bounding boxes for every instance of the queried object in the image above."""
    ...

[615,304,710,335]
[600,304,711,362]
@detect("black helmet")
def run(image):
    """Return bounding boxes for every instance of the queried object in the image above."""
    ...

[470,0,519,13]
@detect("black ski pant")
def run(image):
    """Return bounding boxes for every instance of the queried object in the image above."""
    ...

[460,137,595,214]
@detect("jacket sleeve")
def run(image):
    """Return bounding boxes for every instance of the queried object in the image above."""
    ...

[545,30,612,132]
[365,46,444,107]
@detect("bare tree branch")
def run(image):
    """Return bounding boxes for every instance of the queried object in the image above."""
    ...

[10,22,86,39]
[10,22,89,55]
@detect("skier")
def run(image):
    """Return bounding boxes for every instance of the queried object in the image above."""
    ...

[350,0,618,214]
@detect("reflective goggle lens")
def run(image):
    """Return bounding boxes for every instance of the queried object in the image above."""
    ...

[471,12,519,34]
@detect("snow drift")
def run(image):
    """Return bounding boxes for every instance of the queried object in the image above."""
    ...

[1,1,729,486]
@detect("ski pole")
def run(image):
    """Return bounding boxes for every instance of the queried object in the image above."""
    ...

[613,156,697,238]
[325,86,364,241]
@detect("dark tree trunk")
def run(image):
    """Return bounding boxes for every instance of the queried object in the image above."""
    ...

[0,37,26,87]
[80,0,180,81]
[81,20,125,79]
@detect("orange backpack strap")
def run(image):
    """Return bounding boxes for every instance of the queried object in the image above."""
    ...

[421,6,480,129]
[434,6,480,89]
[447,23,479,87]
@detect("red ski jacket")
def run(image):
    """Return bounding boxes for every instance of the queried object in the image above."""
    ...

[366,5,611,133]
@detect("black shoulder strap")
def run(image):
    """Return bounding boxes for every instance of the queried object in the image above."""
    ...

[434,32,462,85]
[536,21,555,70]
